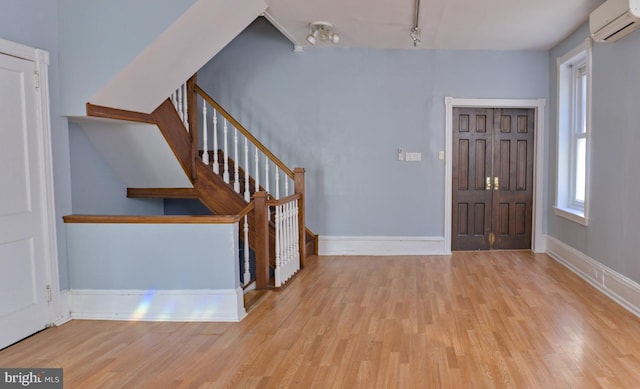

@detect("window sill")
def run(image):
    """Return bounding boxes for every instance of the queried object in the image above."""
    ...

[553,206,589,226]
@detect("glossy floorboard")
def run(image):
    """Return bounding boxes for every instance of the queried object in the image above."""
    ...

[2,252,640,388]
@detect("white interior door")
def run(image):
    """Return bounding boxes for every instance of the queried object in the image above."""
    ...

[0,51,51,349]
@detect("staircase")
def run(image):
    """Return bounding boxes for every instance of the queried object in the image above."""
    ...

[86,75,317,290]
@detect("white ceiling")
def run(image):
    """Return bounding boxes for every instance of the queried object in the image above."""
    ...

[264,0,605,51]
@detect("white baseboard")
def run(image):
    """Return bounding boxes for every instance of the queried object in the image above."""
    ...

[53,289,72,326]
[546,235,640,318]
[68,288,246,322]
[318,236,448,256]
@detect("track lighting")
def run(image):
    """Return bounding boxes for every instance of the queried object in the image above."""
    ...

[410,27,421,47]
[411,0,421,46]
[306,22,340,46]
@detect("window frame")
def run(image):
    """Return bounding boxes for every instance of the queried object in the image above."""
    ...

[554,39,592,226]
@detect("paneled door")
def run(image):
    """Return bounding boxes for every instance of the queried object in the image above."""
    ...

[0,50,51,349]
[452,107,534,250]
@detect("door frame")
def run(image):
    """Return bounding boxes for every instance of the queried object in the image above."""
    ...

[0,38,61,324]
[444,97,546,254]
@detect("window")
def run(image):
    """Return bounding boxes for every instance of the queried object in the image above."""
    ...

[555,39,591,225]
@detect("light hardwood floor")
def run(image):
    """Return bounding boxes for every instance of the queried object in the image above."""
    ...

[2,251,640,388]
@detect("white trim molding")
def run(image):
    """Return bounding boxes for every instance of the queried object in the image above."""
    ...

[445,97,546,254]
[553,206,589,226]
[554,38,593,227]
[318,236,447,256]
[54,290,72,326]
[546,236,640,318]
[0,38,61,327]
[68,288,247,322]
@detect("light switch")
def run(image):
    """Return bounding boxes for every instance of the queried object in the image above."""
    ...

[438,151,445,160]
[406,152,422,161]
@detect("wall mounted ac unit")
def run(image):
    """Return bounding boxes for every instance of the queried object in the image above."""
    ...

[590,0,640,42]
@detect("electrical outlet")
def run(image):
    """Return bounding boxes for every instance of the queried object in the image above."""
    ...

[398,148,405,161]
[405,152,422,161]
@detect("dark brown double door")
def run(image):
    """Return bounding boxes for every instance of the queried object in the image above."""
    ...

[452,107,534,250]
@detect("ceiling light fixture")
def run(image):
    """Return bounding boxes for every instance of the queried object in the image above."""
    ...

[411,0,422,47]
[306,22,340,46]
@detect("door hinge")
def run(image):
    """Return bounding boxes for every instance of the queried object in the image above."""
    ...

[46,285,52,302]
[33,70,40,89]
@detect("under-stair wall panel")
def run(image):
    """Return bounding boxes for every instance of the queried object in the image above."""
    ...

[69,123,166,215]
[71,118,192,189]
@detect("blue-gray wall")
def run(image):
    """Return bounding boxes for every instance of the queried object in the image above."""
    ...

[68,123,164,215]
[1,0,72,290]
[548,23,640,284]
[199,18,549,237]
[57,0,197,115]
[67,223,240,290]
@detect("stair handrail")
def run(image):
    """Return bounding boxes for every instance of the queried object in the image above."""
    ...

[193,84,294,179]
[170,76,312,288]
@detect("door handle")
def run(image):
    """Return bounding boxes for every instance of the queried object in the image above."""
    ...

[486,177,491,190]
[494,176,499,190]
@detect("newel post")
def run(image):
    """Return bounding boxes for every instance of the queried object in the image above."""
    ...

[254,191,270,289]
[186,74,198,181]
[294,168,306,267]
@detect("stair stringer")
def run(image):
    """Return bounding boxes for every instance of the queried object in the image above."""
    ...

[150,100,278,265]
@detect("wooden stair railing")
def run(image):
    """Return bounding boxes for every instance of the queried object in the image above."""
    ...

[186,77,315,255]
[86,75,314,289]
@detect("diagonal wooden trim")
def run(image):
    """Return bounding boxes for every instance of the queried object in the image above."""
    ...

[151,99,194,178]
[63,215,241,224]
[127,188,198,199]
[86,103,157,124]
[194,84,294,179]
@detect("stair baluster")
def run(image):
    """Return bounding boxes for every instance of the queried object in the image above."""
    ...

[243,214,250,285]
[233,128,240,193]
[293,200,300,265]
[265,156,270,195]
[284,202,290,275]
[201,100,209,165]
[274,203,282,284]
[182,83,189,132]
[223,118,230,183]
[176,86,184,124]
[212,109,219,174]
[244,137,250,201]
[254,146,259,195]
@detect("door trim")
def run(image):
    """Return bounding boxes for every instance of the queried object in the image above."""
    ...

[445,97,546,254]
[0,38,61,324]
